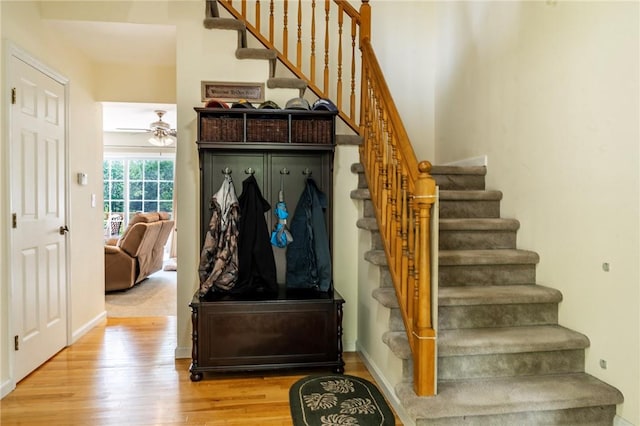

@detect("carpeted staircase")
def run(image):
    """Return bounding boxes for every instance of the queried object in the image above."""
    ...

[351,164,624,425]
[203,1,308,99]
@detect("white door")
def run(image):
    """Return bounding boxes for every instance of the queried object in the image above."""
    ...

[9,53,68,382]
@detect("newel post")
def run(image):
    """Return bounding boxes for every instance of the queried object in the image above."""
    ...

[359,1,371,47]
[413,160,436,396]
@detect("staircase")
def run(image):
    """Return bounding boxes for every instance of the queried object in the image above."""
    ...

[352,164,624,425]
[203,3,308,102]
[204,4,624,424]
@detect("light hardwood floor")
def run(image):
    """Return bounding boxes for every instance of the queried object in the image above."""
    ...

[0,316,402,425]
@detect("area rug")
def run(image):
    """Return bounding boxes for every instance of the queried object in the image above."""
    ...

[289,374,396,426]
[105,268,176,317]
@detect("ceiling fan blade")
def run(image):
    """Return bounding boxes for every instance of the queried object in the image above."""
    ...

[115,127,151,132]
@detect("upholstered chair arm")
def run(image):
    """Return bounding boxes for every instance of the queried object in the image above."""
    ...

[104,245,137,291]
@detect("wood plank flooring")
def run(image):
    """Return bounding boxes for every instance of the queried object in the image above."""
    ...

[0,317,402,425]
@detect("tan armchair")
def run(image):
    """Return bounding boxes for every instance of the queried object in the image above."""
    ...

[105,212,175,292]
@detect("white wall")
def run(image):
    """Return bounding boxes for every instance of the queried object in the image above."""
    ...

[0,0,105,394]
[370,0,436,162]
[434,2,639,424]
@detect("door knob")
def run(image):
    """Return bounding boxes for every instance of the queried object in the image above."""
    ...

[59,225,69,235]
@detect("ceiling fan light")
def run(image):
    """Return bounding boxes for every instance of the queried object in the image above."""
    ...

[148,134,176,147]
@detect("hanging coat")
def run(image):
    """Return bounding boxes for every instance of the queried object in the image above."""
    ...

[286,177,332,292]
[198,175,240,296]
[235,175,278,294]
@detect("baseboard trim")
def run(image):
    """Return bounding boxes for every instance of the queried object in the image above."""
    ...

[71,311,107,344]
[356,342,415,426]
[614,415,636,426]
[1,378,15,399]
[443,155,488,167]
[175,346,191,359]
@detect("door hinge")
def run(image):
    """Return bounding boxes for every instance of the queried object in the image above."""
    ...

[12,213,17,229]
[14,335,19,351]
[11,88,16,105]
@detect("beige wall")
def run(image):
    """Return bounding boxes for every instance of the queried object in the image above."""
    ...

[0,0,105,394]
[434,2,639,423]
[370,1,436,162]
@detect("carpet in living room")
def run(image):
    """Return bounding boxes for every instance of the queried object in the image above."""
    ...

[105,267,177,317]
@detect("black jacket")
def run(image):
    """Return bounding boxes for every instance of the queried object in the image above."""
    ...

[235,175,278,294]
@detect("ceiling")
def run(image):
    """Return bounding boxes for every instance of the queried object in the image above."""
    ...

[43,20,177,132]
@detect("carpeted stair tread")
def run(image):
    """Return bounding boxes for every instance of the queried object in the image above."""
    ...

[440,190,502,201]
[438,325,589,356]
[382,331,410,359]
[439,284,561,306]
[357,217,378,231]
[373,287,398,308]
[337,134,363,146]
[430,165,487,176]
[364,249,387,266]
[235,47,278,60]
[439,218,520,231]
[396,373,623,421]
[203,17,246,31]
[439,249,540,266]
[267,77,307,90]
[351,163,364,173]
[350,187,370,200]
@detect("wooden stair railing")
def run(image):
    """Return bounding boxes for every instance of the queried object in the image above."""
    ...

[218,0,362,132]
[217,0,437,397]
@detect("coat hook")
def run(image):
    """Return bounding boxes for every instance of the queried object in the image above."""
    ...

[245,167,255,175]
[303,168,312,176]
[280,168,290,175]
[222,167,232,175]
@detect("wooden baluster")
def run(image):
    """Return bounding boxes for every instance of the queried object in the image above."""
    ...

[241,0,247,18]
[407,189,416,341]
[400,172,409,317]
[337,5,344,110]
[350,19,357,120]
[283,0,289,57]
[414,160,436,397]
[296,0,302,68]
[269,0,274,44]
[324,0,330,93]
[255,0,261,32]
[310,0,316,82]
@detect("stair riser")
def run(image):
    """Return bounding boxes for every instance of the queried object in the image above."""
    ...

[357,172,368,189]
[438,349,585,381]
[440,230,517,250]
[439,303,558,329]
[389,308,405,331]
[432,174,485,191]
[371,231,384,250]
[440,200,500,218]
[439,264,536,286]
[415,405,617,426]
[363,199,375,218]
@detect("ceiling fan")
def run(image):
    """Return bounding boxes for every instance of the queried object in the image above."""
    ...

[117,109,177,147]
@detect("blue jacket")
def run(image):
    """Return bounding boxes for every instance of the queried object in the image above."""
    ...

[286,178,332,292]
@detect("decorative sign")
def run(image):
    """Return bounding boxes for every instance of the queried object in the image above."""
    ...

[201,81,265,103]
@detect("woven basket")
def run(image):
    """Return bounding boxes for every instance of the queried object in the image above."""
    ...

[291,118,332,144]
[247,118,288,143]
[201,116,243,142]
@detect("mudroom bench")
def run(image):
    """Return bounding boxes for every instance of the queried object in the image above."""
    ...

[189,106,344,381]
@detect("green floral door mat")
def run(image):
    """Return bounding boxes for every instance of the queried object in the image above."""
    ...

[289,374,397,425]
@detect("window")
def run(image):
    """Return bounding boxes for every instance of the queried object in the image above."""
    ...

[103,158,175,232]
